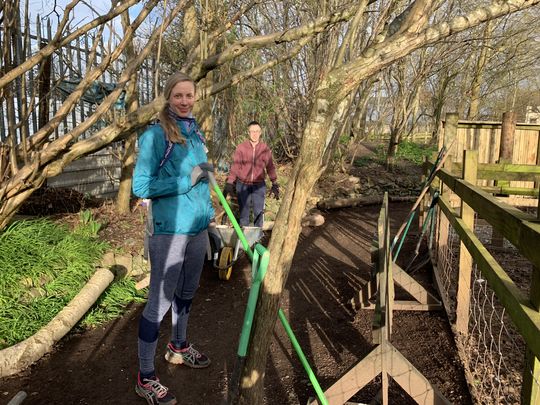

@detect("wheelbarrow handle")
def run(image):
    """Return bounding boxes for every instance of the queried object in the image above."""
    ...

[207,171,254,261]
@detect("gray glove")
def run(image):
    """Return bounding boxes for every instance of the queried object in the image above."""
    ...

[191,162,214,186]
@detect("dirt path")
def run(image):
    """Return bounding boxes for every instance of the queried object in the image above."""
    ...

[0,203,471,405]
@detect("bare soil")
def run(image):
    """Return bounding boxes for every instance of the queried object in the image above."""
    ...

[0,144,473,405]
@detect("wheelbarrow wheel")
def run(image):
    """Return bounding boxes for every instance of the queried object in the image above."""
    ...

[218,247,234,280]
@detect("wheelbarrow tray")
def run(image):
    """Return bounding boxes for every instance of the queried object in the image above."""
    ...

[211,224,262,249]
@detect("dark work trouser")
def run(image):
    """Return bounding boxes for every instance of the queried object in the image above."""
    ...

[236,181,266,227]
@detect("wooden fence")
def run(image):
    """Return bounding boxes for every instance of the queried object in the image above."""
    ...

[425,149,540,404]
[440,112,540,191]
[0,16,157,197]
[366,131,432,144]
[310,194,450,404]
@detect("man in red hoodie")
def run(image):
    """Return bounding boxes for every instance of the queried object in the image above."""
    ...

[223,120,279,227]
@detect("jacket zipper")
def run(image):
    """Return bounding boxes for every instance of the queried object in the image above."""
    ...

[251,143,256,183]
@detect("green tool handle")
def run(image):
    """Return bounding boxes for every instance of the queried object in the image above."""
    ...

[209,173,327,404]
[228,244,269,403]
[278,309,328,405]
[237,244,269,356]
[207,172,253,260]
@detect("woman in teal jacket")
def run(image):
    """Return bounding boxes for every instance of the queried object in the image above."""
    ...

[132,72,214,405]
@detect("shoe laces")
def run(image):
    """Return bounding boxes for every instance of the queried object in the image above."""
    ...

[142,378,169,399]
[184,343,203,359]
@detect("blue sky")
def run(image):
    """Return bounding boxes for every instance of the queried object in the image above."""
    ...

[27,0,145,37]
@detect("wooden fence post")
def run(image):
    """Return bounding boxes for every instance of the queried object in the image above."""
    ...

[492,111,517,246]
[521,192,540,404]
[434,114,459,270]
[455,150,478,335]
[499,111,517,164]
[442,113,459,163]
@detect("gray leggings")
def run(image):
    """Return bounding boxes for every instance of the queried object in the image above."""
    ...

[138,230,207,374]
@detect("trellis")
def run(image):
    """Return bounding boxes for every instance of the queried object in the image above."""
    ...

[308,194,451,405]
[0,15,158,196]
[0,16,157,144]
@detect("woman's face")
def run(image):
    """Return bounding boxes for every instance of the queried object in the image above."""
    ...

[169,80,196,117]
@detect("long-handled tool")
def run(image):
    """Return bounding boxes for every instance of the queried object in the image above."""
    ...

[207,172,327,405]
[404,191,439,272]
[391,140,454,261]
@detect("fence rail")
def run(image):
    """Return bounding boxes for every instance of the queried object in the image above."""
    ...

[426,148,540,404]
[366,131,432,144]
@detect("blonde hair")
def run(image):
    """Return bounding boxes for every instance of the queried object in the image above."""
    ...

[158,72,196,144]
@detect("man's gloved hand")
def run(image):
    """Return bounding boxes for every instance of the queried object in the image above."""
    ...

[191,162,214,186]
[269,182,280,200]
[223,182,235,199]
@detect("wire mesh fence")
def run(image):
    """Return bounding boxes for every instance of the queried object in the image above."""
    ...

[433,208,540,404]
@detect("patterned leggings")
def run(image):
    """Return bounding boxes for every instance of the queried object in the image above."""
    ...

[138,230,207,375]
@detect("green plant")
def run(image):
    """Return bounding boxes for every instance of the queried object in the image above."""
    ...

[0,219,108,348]
[395,141,437,165]
[76,209,102,237]
[79,278,146,329]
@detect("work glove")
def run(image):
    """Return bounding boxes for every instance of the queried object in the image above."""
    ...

[191,162,214,186]
[223,182,235,199]
[269,182,280,200]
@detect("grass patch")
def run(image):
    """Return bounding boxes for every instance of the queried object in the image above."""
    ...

[0,218,144,349]
[394,141,437,165]
[353,141,437,167]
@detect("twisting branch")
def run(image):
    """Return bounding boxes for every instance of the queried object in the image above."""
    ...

[0,0,190,218]
[190,6,359,80]
[0,0,140,90]
[25,0,161,151]
[201,36,312,97]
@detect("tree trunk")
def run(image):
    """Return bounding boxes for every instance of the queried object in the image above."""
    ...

[236,1,540,402]
[238,93,337,404]
[116,11,140,214]
[386,127,401,163]
[466,21,492,120]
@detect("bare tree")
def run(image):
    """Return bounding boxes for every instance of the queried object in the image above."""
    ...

[236,1,540,403]
[0,0,189,229]
[115,9,141,214]
[0,0,362,228]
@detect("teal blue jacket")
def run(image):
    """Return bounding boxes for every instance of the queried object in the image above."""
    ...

[132,121,215,235]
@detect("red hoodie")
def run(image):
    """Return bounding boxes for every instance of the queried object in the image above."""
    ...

[226,140,277,185]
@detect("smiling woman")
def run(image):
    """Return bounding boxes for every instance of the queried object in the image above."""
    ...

[131,71,215,405]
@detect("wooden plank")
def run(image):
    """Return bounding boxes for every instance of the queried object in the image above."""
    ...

[437,193,540,360]
[392,263,441,305]
[392,301,442,311]
[47,167,121,186]
[480,186,538,197]
[436,167,540,270]
[351,277,376,310]
[443,113,459,163]
[451,120,540,131]
[306,346,383,405]
[522,196,540,404]
[372,205,385,344]
[352,300,442,312]
[387,343,451,405]
[456,150,477,334]
[495,196,539,208]
[445,161,540,182]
